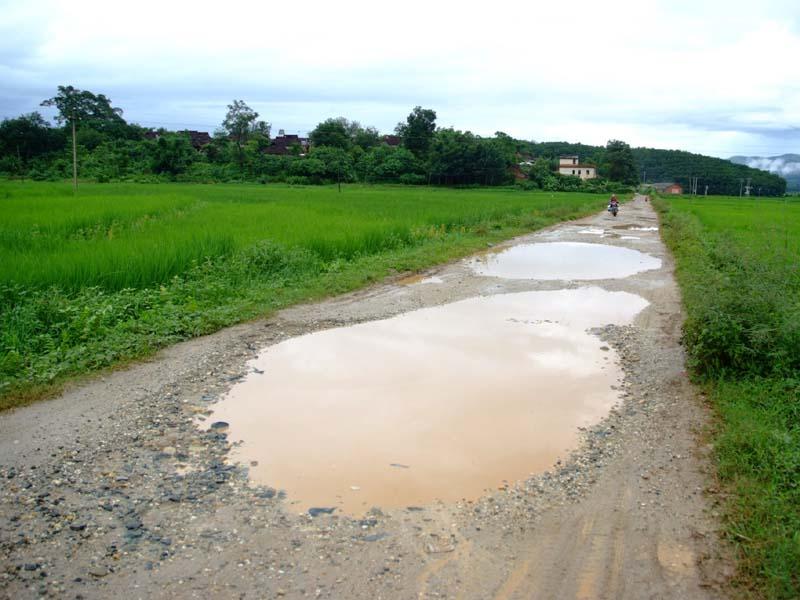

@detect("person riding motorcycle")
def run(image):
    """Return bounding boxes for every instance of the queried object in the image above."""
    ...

[608,194,619,216]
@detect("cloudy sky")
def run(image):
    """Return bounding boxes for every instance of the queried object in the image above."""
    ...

[1,0,798,158]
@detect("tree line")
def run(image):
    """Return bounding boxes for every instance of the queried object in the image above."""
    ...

[0,85,786,195]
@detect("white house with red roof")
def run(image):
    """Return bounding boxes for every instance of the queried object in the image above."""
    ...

[558,155,597,179]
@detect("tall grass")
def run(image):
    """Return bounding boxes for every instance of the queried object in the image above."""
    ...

[0,181,610,406]
[1,183,593,290]
[655,195,800,599]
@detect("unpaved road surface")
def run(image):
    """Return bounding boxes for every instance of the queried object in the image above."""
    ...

[1,197,730,598]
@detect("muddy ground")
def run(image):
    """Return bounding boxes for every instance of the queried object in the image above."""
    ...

[0,197,731,599]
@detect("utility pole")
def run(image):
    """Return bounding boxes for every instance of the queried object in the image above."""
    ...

[71,113,78,193]
[739,179,744,197]
[704,185,708,197]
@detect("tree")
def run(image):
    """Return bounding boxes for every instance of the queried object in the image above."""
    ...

[428,128,510,185]
[41,85,126,129]
[309,146,355,184]
[396,106,437,158]
[358,145,421,183]
[222,100,266,169]
[41,85,128,191]
[527,157,555,188]
[601,139,637,184]
[0,113,65,166]
[351,124,381,151]
[150,134,197,176]
[309,118,351,150]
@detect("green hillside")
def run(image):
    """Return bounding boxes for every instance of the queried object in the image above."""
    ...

[519,141,787,196]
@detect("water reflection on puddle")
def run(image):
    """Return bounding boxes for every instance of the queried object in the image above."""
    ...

[468,242,661,280]
[210,287,649,514]
[398,274,444,286]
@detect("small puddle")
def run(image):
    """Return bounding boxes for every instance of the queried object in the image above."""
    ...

[578,228,605,236]
[399,274,444,285]
[613,225,659,231]
[209,287,648,514]
[467,242,661,280]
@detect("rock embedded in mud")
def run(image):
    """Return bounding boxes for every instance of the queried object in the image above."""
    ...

[307,507,336,517]
[87,566,109,578]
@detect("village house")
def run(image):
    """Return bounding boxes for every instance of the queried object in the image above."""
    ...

[651,182,684,194]
[557,155,597,179]
[382,135,402,147]
[266,133,309,155]
[182,130,212,149]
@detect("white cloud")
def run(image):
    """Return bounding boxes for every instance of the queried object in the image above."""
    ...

[1,0,798,156]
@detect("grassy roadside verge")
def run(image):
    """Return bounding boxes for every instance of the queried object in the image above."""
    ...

[654,196,800,599]
[1,183,612,410]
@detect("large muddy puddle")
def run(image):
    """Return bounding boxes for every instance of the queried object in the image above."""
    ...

[468,242,661,280]
[209,287,649,515]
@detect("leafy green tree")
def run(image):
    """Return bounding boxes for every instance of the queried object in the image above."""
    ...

[41,85,127,132]
[41,85,131,188]
[352,125,381,151]
[358,145,421,183]
[601,140,638,184]
[222,100,267,169]
[428,128,510,185]
[289,157,327,183]
[527,157,555,188]
[309,118,351,150]
[204,131,234,164]
[396,106,437,158]
[493,131,519,162]
[309,146,355,182]
[150,134,197,176]
[0,112,65,166]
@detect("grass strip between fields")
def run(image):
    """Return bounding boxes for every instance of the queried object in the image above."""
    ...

[1,183,611,409]
[654,196,800,600]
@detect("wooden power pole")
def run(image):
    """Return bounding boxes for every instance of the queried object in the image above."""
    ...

[71,114,78,193]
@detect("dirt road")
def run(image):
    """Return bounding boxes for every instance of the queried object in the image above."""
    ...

[0,196,729,598]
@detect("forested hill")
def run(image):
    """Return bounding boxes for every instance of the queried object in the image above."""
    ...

[634,147,785,195]
[519,141,787,196]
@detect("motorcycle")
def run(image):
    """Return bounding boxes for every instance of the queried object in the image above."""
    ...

[608,203,619,217]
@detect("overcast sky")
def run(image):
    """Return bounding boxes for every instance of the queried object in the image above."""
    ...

[1,0,798,158]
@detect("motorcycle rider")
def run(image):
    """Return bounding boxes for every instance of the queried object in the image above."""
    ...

[609,194,619,210]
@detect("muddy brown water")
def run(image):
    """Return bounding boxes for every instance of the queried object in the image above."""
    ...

[467,241,661,280]
[209,287,648,515]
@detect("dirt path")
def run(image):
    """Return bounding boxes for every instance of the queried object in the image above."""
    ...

[0,196,729,598]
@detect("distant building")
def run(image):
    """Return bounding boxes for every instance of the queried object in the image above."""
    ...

[651,182,683,194]
[557,155,597,179]
[382,135,402,147]
[266,134,309,155]
[182,130,212,149]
